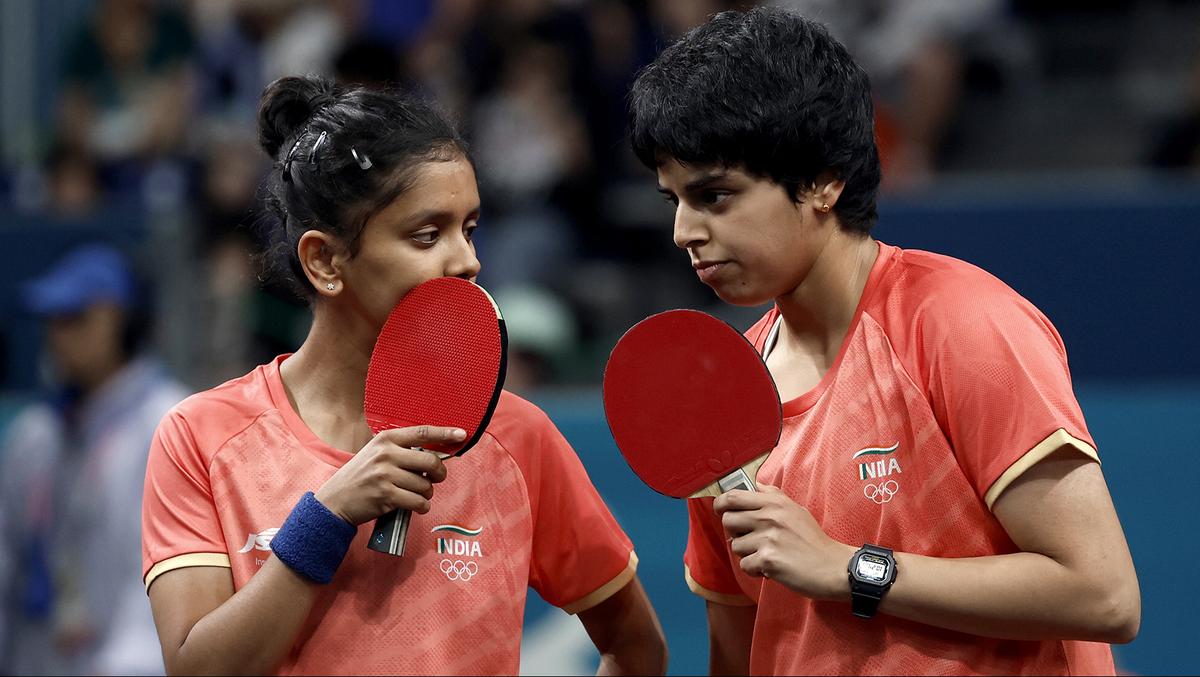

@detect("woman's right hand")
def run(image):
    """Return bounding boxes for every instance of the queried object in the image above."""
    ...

[314,425,463,525]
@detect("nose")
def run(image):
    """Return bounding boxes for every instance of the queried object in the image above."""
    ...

[445,232,481,280]
[672,204,708,250]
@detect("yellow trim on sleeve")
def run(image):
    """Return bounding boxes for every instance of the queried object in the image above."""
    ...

[561,552,639,615]
[685,565,756,606]
[984,428,1100,510]
[144,553,231,592]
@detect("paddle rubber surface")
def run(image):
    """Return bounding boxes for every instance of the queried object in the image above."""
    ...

[364,277,506,555]
[602,309,781,498]
[364,277,506,453]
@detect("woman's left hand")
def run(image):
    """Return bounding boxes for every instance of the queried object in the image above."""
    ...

[714,484,854,601]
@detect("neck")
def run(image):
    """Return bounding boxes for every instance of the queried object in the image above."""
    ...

[774,233,878,357]
[79,356,126,395]
[280,302,378,451]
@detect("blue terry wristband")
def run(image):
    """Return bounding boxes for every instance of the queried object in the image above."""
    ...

[270,492,357,584]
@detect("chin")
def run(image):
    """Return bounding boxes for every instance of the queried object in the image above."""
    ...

[711,284,774,308]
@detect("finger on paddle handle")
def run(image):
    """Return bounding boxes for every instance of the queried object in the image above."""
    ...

[367,428,460,556]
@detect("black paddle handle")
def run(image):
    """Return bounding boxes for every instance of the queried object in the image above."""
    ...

[366,447,447,557]
[368,508,412,556]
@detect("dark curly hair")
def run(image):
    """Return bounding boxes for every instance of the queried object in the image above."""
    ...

[255,75,470,301]
[628,6,881,234]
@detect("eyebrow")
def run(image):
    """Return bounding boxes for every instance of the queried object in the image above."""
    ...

[402,205,482,226]
[657,171,730,195]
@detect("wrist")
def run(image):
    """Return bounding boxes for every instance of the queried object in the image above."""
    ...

[846,544,898,619]
[313,486,352,524]
[822,542,857,602]
[271,492,358,584]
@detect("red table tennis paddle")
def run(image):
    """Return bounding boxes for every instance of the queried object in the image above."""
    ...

[365,277,507,556]
[603,310,782,498]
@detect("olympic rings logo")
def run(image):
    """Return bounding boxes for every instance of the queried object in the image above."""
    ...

[439,559,479,581]
[863,480,899,504]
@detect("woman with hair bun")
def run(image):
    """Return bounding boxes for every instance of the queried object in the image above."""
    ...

[140,75,666,676]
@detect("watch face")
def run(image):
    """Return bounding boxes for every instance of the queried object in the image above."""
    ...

[855,553,890,583]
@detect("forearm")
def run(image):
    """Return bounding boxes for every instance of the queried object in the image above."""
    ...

[580,578,667,676]
[831,545,1138,643]
[167,558,318,675]
[596,635,667,677]
[706,602,754,676]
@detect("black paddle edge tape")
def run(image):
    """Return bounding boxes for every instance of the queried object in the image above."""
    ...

[457,317,508,456]
[601,309,784,499]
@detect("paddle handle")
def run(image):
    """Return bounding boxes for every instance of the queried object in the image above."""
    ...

[365,448,452,557]
[368,508,413,556]
[688,452,769,498]
[717,467,756,493]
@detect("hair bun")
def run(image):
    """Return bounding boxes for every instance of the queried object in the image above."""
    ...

[257,76,339,158]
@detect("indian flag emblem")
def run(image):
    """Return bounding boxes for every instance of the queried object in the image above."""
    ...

[851,442,899,460]
[432,524,484,557]
[853,443,902,481]
[431,524,483,537]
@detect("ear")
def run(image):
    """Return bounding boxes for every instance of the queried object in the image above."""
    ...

[296,230,348,297]
[809,170,846,215]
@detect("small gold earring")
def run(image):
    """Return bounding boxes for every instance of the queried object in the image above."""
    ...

[821,203,831,212]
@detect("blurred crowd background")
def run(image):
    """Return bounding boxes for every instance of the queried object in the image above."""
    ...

[1,0,1198,675]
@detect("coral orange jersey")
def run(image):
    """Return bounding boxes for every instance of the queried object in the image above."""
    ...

[685,242,1115,676]
[142,356,636,675]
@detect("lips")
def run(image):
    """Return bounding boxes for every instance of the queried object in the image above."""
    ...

[692,260,728,283]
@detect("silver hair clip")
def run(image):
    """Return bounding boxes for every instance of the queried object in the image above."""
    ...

[282,136,304,181]
[310,130,328,159]
[351,148,373,170]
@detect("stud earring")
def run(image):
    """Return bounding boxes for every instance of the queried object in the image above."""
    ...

[326,282,336,291]
[821,202,831,212]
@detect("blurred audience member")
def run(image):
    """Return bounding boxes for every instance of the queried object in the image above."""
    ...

[1148,48,1200,173]
[43,145,105,219]
[0,244,188,675]
[778,0,1004,190]
[491,285,579,394]
[648,0,749,39]
[191,134,309,388]
[472,38,592,289]
[193,0,363,142]
[192,136,268,387]
[57,0,196,187]
[11,144,107,219]
[333,38,404,89]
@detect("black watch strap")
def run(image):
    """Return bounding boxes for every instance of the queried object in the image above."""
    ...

[851,588,884,618]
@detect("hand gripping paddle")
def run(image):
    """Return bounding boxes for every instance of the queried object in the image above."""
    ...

[603,310,782,498]
[365,277,507,556]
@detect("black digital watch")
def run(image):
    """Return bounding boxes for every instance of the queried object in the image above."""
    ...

[847,544,897,619]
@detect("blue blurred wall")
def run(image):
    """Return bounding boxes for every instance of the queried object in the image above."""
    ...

[533,383,1198,676]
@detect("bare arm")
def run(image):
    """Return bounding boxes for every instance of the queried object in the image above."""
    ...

[705,601,755,676]
[146,426,460,675]
[577,577,667,676]
[878,449,1141,641]
[718,448,1140,643]
[148,560,315,675]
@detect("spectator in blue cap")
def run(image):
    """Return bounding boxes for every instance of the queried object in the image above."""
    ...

[0,243,188,675]
[21,245,142,395]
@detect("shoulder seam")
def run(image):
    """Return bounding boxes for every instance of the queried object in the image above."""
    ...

[858,311,928,406]
[480,429,534,520]
[176,407,280,476]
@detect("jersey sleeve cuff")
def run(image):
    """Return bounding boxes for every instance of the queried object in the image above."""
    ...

[144,552,231,592]
[983,428,1100,510]
[560,551,638,615]
[684,565,756,606]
